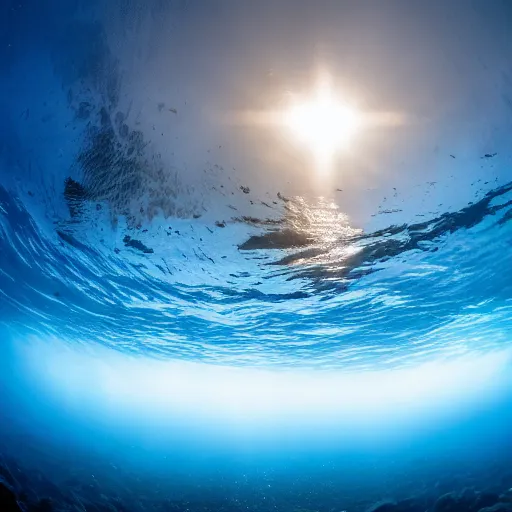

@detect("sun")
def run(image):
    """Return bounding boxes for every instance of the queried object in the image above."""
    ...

[283,82,362,162]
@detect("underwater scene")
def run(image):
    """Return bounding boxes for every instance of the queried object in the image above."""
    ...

[1,1,512,511]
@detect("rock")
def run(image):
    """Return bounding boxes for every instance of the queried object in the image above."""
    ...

[29,498,54,512]
[367,501,397,512]
[0,466,17,488]
[460,488,477,502]
[434,492,472,512]
[473,493,501,511]
[478,504,512,512]
[499,489,512,503]
[366,499,424,512]
[395,497,426,512]
[0,482,22,512]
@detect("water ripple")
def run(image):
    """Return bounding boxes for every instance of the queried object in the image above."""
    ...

[1,177,512,370]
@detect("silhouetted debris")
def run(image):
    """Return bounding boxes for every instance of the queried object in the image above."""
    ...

[239,228,311,250]
[235,216,282,226]
[240,186,250,194]
[483,153,497,159]
[122,235,154,254]
[376,209,403,215]
[215,221,226,228]
[64,177,88,201]
[57,231,92,253]
[63,177,88,217]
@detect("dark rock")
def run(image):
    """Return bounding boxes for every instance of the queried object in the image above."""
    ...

[395,497,426,512]
[240,186,250,194]
[367,501,398,512]
[473,493,501,511]
[461,489,478,502]
[0,466,17,487]
[500,489,512,503]
[215,221,226,228]
[366,498,425,512]
[478,504,512,512]
[30,498,54,512]
[0,483,22,512]
[434,492,472,512]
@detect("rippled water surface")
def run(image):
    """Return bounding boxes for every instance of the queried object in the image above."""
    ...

[2,178,512,369]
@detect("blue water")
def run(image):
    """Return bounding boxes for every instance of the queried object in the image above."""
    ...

[2,1,512,511]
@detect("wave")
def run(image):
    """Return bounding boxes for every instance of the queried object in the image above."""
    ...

[1,172,512,369]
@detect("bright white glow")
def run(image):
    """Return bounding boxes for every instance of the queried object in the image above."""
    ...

[284,83,362,161]
[17,338,512,438]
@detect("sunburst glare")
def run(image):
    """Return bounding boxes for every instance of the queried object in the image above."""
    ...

[283,80,362,164]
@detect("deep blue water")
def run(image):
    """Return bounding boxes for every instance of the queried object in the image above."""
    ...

[2,1,512,511]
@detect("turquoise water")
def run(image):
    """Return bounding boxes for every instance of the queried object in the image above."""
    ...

[1,1,512,511]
